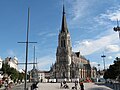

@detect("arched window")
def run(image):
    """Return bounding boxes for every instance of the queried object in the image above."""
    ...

[63,40,65,47]
[61,40,63,47]
[63,72,65,78]
[61,40,66,47]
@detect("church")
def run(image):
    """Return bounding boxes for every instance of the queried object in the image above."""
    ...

[50,6,97,82]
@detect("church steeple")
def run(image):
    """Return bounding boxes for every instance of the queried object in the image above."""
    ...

[56,4,72,80]
[61,5,68,33]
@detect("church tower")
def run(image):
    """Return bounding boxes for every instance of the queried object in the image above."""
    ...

[56,5,72,80]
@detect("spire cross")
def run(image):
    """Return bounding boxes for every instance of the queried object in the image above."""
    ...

[63,4,65,15]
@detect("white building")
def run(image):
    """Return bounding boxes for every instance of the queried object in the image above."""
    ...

[0,57,3,80]
[0,57,2,69]
[4,56,18,70]
[38,71,46,82]
[38,71,50,82]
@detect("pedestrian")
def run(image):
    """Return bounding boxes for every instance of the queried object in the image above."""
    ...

[60,81,63,88]
[80,82,84,90]
[32,83,38,90]
[75,81,78,90]
[5,82,8,90]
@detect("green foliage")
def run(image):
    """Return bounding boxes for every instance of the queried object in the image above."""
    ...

[104,57,120,79]
[18,73,24,82]
[10,68,19,83]
[1,63,25,82]
[1,63,11,75]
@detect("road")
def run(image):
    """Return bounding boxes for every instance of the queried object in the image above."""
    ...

[37,83,113,90]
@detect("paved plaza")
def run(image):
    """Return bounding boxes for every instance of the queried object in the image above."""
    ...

[1,82,116,90]
[37,83,113,90]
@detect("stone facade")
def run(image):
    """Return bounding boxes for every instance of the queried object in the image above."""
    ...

[50,6,97,82]
[55,6,72,80]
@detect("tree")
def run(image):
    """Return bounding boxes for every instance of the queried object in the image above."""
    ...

[1,63,11,75]
[18,73,24,82]
[1,63,19,82]
[10,68,19,83]
[104,57,120,80]
[0,62,26,83]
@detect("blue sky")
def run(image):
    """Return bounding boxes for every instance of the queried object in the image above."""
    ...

[0,0,120,71]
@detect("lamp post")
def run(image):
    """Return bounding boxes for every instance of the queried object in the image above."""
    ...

[97,64,100,79]
[18,8,37,90]
[113,19,120,39]
[101,54,106,71]
[97,64,100,71]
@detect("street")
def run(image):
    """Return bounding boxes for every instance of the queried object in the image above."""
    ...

[37,83,113,90]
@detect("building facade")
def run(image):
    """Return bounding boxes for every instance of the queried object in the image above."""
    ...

[0,57,2,69]
[38,71,50,82]
[4,56,18,70]
[0,57,3,81]
[50,6,97,82]
[55,6,72,80]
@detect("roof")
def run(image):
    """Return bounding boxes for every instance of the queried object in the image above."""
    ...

[38,70,50,73]
[75,52,80,57]
[61,5,68,33]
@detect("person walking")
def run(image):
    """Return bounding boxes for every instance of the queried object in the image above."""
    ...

[60,81,63,88]
[80,82,84,90]
[75,81,78,90]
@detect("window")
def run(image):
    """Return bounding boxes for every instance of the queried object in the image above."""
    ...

[61,40,65,47]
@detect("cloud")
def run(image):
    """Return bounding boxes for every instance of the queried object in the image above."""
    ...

[20,55,55,71]
[70,0,89,20]
[90,62,98,67]
[7,49,16,56]
[94,5,120,27]
[66,0,120,70]
[100,6,120,21]
[105,45,120,53]
[80,40,92,47]
[107,56,113,60]
[38,32,57,37]
[38,32,47,36]
[66,0,120,30]
[46,33,57,37]
[72,3,120,55]
[115,53,120,58]
[73,33,118,55]
[67,0,97,21]
[37,56,55,70]
[37,31,57,45]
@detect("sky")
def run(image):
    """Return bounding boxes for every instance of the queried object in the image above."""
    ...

[0,0,120,71]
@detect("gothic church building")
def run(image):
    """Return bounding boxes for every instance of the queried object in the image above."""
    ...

[50,6,96,82]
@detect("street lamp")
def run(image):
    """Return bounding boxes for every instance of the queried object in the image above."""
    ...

[101,54,106,71]
[97,64,100,71]
[18,8,37,90]
[113,19,120,39]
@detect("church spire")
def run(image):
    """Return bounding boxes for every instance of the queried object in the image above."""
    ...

[61,5,68,33]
